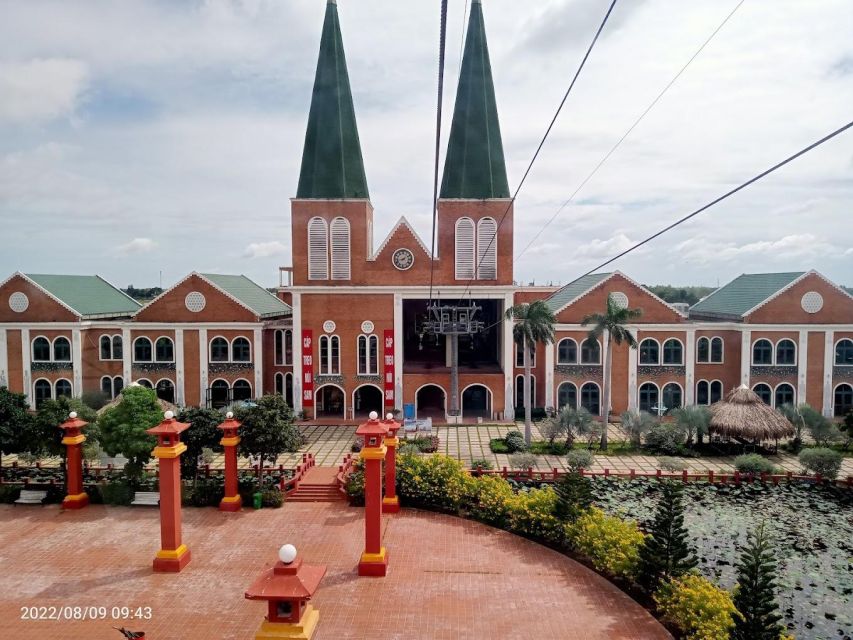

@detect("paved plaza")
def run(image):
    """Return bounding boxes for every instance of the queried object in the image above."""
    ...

[0,502,670,640]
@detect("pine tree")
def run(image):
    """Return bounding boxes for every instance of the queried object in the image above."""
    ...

[554,472,593,522]
[637,481,697,591]
[732,522,785,640]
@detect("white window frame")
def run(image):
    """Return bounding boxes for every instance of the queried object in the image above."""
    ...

[154,335,175,364]
[775,339,797,366]
[639,338,661,365]
[319,334,340,375]
[33,378,53,406]
[231,336,252,363]
[476,217,498,280]
[556,381,578,410]
[133,337,154,363]
[772,382,796,408]
[31,335,51,362]
[209,336,230,363]
[52,336,72,363]
[357,334,378,375]
[557,338,578,364]
[833,382,853,417]
[330,217,351,281]
[580,338,602,365]
[662,338,684,366]
[54,378,73,398]
[454,217,475,280]
[835,338,853,367]
[579,381,602,416]
[751,339,774,366]
[308,217,329,280]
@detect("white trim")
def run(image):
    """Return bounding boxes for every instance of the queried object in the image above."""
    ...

[638,337,661,365]
[232,377,253,400]
[414,383,446,420]
[552,322,853,331]
[775,338,798,366]
[661,381,684,410]
[274,371,284,395]
[5,272,82,318]
[544,341,555,409]
[54,377,73,398]
[833,337,853,366]
[21,329,30,404]
[461,383,493,419]
[661,337,685,365]
[318,334,341,375]
[454,217,475,280]
[548,270,686,318]
[370,216,432,261]
[772,381,796,408]
[308,217,329,281]
[741,270,838,318]
[556,337,579,364]
[330,216,351,281]
[284,285,518,295]
[52,335,72,362]
[231,335,252,362]
[32,376,52,405]
[503,292,513,419]
[514,373,537,408]
[797,330,808,406]
[132,336,154,362]
[292,294,302,413]
[175,328,185,406]
[30,334,51,362]
[751,382,772,405]
[556,380,578,410]
[627,329,638,410]
[314,382,346,420]
[153,335,175,363]
[394,293,403,413]
[822,331,834,416]
[98,333,121,361]
[685,329,695,404]
[198,328,208,406]
[100,375,113,398]
[356,333,379,375]
[579,380,602,416]
[740,330,751,385]
[209,335,230,362]
[832,382,853,417]
[253,328,263,396]
[0,329,7,388]
[122,328,132,384]
[71,329,82,394]
[638,381,660,411]
[154,377,176,401]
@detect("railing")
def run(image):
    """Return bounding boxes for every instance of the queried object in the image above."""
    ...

[335,453,356,498]
[469,466,853,489]
[280,453,315,495]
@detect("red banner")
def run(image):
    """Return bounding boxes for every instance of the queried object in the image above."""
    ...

[384,329,395,408]
[301,329,314,408]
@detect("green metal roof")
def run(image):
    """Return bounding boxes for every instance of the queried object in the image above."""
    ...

[440,0,509,199]
[201,274,291,318]
[689,272,805,318]
[545,273,612,313]
[25,274,141,318]
[296,0,369,199]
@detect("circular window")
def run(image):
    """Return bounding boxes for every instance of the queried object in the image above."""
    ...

[361,321,374,334]
[323,320,336,333]
[801,291,823,314]
[609,291,629,309]
[392,248,414,271]
[185,292,206,313]
[8,292,29,313]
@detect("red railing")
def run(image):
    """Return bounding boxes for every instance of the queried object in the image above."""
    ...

[335,453,356,498]
[280,453,315,495]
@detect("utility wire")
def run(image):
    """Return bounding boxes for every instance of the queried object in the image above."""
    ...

[456,0,619,305]
[516,0,746,262]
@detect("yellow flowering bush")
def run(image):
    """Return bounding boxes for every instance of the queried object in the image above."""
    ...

[564,507,645,578]
[396,453,474,511]
[505,486,563,543]
[467,474,514,526]
[655,574,738,640]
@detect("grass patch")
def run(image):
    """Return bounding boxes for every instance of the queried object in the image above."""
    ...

[489,438,510,453]
[528,441,569,455]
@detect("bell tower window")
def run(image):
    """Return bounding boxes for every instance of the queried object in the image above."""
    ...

[308,217,329,280]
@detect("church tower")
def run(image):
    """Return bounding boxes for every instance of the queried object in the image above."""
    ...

[291,0,372,287]
[438,0,513,285]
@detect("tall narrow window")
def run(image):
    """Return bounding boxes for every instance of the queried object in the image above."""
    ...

[580,383,600,415]
[134,337,153,362]
[639,339,659,365]
[307,217,329,280]
[330,217,351,280]
[662,383,682,413]
[455,217,475,280]
[32,337,50,362]
[662,339,683,365]
[275,330,284,366]
[710,380,723,403]
[101,376,113,398]
[284,329,293,365]
[515,342,536,368]
[114,376,124,396]
[697,337,710,363]
[774,383,795,408]
[319,336,329,374]
[232,337,251,362]
[752,339,773,365]
[155,337,174,362]
[53,337,71,362]
[557,382,577,410]
[319,335,340,374]
[100,335,112,360]
[476,217,497,280]
[557,339,577,364]
[210,337,229,362]
[835,384,853,417]
[581,338,601,364]
[275,372,284,396]
[639,383,659,413]
[710,337,723,363]
[776,339,796,365]
[357,335,379,375]
[55,379,72,399]
[697,380,710,405]
[33,379,52,408]
[836,339,853,365]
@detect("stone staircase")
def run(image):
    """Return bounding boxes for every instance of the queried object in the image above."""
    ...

[287,466,345,503]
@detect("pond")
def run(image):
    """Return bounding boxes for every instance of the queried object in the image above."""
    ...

[591,479,853,640]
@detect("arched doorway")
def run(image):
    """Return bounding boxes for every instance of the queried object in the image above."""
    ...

[416,384,445,421]
[353,385,383,419]
[462,384,491,420]
[316,385,345,419]
[210,379,229,409]
[156,379,175,404]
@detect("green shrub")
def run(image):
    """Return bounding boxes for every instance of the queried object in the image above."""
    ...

[509,452,536,469]
[397,442,422,456]
[504,430,527,453]
[733,454,777,475]
[102,481,134,506]
[190,477,224,507]
[44,483,65,504]
[644,422,686,455]
[261,489,284,508]
[798,447,843,480]
[565,507,645,578]
[467,474,514,526]
[505,487,563,543]
[84,484,103,504]
[554,472,593,522]
[489,438,510,453]
[658,456,687,472]
[565,449,594,473]
[397,454,474,511]
[654,574,738,640]
[470,458,494,471]
[0,484,22,503]
[345,468,365,504]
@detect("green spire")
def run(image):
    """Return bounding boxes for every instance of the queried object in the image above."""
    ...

[440,0,509,199]
[297,0,369,199]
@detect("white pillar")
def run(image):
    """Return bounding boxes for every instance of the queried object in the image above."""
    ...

[21,329,31,405]
[797,329,808,406]
[122,327,132,384]
[685,328,696,405]
[253,327,263,398]
[198,328,208,408]
[740,329,751,386]
[71,329,82,396]
[393,293,403,413]
[627,329,638,410]
[503,292,514,419]
[291,293,302,413]
[175,329,185,406]
[823,330,834,417]
[544,340,555,410]
[0,329,7,388]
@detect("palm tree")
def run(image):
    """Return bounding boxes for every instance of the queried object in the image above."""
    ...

[582,296,642,449]
[506,300,556,445]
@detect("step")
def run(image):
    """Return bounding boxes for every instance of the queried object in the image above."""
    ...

[288,495,346,502]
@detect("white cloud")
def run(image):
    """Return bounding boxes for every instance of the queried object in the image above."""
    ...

[243,241,289,259]
[0,59,88,123]
[573,233,636,260]
[675,234,845,265]
[115,238,156,255]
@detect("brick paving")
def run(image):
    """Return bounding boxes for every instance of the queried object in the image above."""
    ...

[0,502,670,640]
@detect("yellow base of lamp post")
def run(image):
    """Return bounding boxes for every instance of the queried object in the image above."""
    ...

[62,491,89,509]
[253,604,320,640]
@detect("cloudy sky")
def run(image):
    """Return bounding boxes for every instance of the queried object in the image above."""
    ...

[1,0,851,289]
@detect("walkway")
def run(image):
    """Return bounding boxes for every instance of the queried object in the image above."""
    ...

[0,503,670,639]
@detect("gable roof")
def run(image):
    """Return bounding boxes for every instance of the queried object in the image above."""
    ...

[23,273,141,319]
[371,216,432,260]
[545,273,612,314]
[689,272,805,319]
[199,274,291,318]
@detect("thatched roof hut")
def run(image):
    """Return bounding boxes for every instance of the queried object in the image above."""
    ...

[709,384,794,441]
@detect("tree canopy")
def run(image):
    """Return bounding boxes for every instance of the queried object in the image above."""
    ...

[97,386,161,477]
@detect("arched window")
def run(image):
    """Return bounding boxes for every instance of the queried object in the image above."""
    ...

[133,337,153,362]
[580,382,600,415]
[136,379,153,389]
[113,335,123,360]
[639,339,659,365]
[357,335,378,375]
[697,337,710,363]
[697,380,710,405]
[232,379,252,402]
[100,335,112,360]
[515,342,535,368]
[113,376,124,397]
[284,372,293,407]
[101,376,113,397]
[662,339,683,365]
[283,329,293,365]
[710,380,723,403]
[662,383,682,414]
[834,384,853,417]
[515,375,537,408]
[155,337,174,362]
[454,217,475,280]
[835,339,853,366]
[53,337,71,362]
[476,217,497,280]
[32,337,50,362]
[776,339,796,366]
[639,383,659,414]
[774,383,795,408]
[156,379,175,403]
[330,217,351,280]
[557,382,577,410]
[307,217,329,280]
[210,337,229,362]
[753,383,772,405]
[275,372,284,395]
[580,338,601,364]
[210,379,229,409]
[232,337,251,362]
[319,335,340,375]
[33,379,52,408]
[752,339,773,365]
[557,338,578,364]
[55,379,72,399]
[710,337,723,363]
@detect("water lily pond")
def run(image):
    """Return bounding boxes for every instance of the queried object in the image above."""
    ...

[591,479,853,640]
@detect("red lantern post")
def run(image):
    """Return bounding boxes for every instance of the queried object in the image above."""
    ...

[218,411,242,512]
[356,411,389,576]
[147,411,191,572]
[59,411,89,509]
[382,412,401,514]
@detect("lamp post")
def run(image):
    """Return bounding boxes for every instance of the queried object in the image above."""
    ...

[218,411,242,512]
[147,411,191,572]
[59,411,88,509]
[382,412,401,514]
[356,411,389,576]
